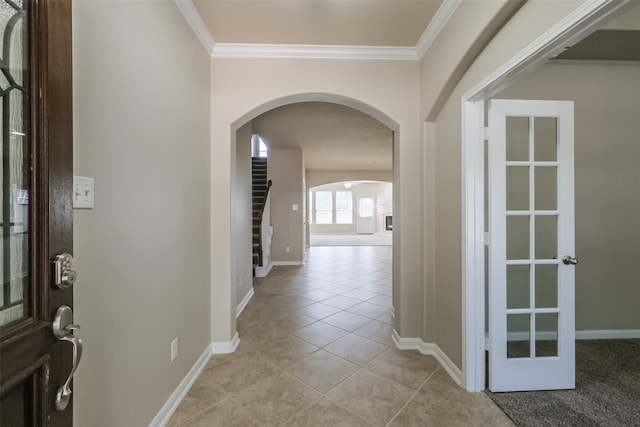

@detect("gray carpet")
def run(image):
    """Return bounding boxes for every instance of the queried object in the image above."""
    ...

[487,339,640,426]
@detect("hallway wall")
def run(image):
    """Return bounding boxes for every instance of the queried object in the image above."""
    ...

[210,59,425,345]
[72,1,211,425]
[420,0,589,368]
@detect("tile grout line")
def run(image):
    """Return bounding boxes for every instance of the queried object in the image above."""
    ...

[384,367,441,427]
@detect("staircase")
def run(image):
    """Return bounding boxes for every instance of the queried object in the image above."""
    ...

[252,157,269,269]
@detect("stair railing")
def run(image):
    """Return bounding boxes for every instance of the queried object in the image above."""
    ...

[257,180,272,266]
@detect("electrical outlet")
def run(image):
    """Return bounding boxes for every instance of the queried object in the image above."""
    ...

[171,337,179,362]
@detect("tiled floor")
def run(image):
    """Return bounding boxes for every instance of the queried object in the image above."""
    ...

[168,246,514,427]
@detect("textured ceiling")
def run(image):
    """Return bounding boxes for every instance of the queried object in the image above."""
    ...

[251,102,393,170]
[193,0,442,47]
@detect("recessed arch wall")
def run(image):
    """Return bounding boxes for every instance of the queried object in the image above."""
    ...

[210,58,424,347]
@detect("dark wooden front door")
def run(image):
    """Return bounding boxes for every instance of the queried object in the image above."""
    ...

[0,0,74,425]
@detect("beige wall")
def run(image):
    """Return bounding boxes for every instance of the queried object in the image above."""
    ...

[268,148,305,262]
[498,61,640,331]
[211,58,424,340]
[235,123,254,306]
[72,1,211,425]
[306,169,393,188]
[421,0,586,368]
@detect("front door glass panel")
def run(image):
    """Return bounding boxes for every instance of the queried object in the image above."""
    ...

[0,0,29,327]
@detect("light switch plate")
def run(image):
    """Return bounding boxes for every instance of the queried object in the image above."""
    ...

[73,176,94,209]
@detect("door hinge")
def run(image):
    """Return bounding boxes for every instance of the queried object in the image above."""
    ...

[481,126,489,141]
[484,335,491,351]
[483,232,490,246]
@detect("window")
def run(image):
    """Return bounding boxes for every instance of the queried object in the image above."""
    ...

[308,190,313,225]
[335,191,353,224]
[315,191,332,224]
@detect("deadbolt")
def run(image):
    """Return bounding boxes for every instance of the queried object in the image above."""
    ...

[54,253,77,289]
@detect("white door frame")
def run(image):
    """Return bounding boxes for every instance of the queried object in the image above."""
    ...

[460,0,632,392]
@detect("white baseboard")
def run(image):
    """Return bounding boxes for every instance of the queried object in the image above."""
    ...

[149,343,213,427]
[236,288,254,318]
[254,262,273,277]
[576,329,640,339]
[211,332,240,354]
[392,330,463,387]
[272,261,304,266]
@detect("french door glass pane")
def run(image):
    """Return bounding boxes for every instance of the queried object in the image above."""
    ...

[535,215,557,259]
[506,166,529,211]
[0,0,29,327]
[506,117,529,161]
[507,313,530,359]
[507,265,530,309]
[535,264,558,308]
[507,216,529,260]
[534,117,557,161]
[535,313,558,357]
[534,167,557,210]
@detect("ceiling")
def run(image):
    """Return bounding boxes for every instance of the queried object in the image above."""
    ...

[192,0,443,47]
[251,102,393,170]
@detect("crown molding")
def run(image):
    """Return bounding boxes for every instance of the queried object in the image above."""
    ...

[175,0,215,55]
[416,0,462,58]
[176,0,459,61]
[211,43,419,61]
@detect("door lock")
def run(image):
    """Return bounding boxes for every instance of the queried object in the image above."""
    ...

[562,255,579,265]
[54,253,77,289]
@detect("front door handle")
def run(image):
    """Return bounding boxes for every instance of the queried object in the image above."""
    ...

[562,255,578,265]
[52,305,83,411]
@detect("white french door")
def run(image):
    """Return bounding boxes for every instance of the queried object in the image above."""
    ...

[488,99,576,392]
[357,196,375,234]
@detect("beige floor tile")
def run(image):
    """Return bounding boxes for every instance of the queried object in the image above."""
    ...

[292,321,349,347]
[321,295,363,309]
[419,369,498,424]
[258,332,320,368]
[274,295,316,310]
[347,302,390,319]
[376,311,394,325]
[299,290,335,301]
[198,354,280,394]
[365,348,440,390]
[366,294,393,308]
[178,397,267,427]
[296,302,342,320]
[492,409,517,427]
[230,371,322,426]
[282,397,370,426]
[269,311,317,332]
[321,311,372,332]
[342,289,380,301]
[284,349,359,392]
[327,369,415,427]
[324,333,388,366]
[166,380,228,427]
[353,320,395,346]
[389,393,485,427]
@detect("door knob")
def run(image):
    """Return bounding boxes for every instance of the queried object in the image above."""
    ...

[52,305,83,411]
[562,256,578,265]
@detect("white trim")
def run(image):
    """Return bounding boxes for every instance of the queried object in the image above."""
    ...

[148,344,213,427]
[236,288,254,318]
[462,0,632,393]
[272,261,304,267]
[576,329,640,340]
[211,332,240,354]
[254,262,273,278]
[390,305,395,319]
[462,100,485,392]
[211,43,418,61]
[174,0,215,55]
[392,330,464,387]
[415,0,461,58]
